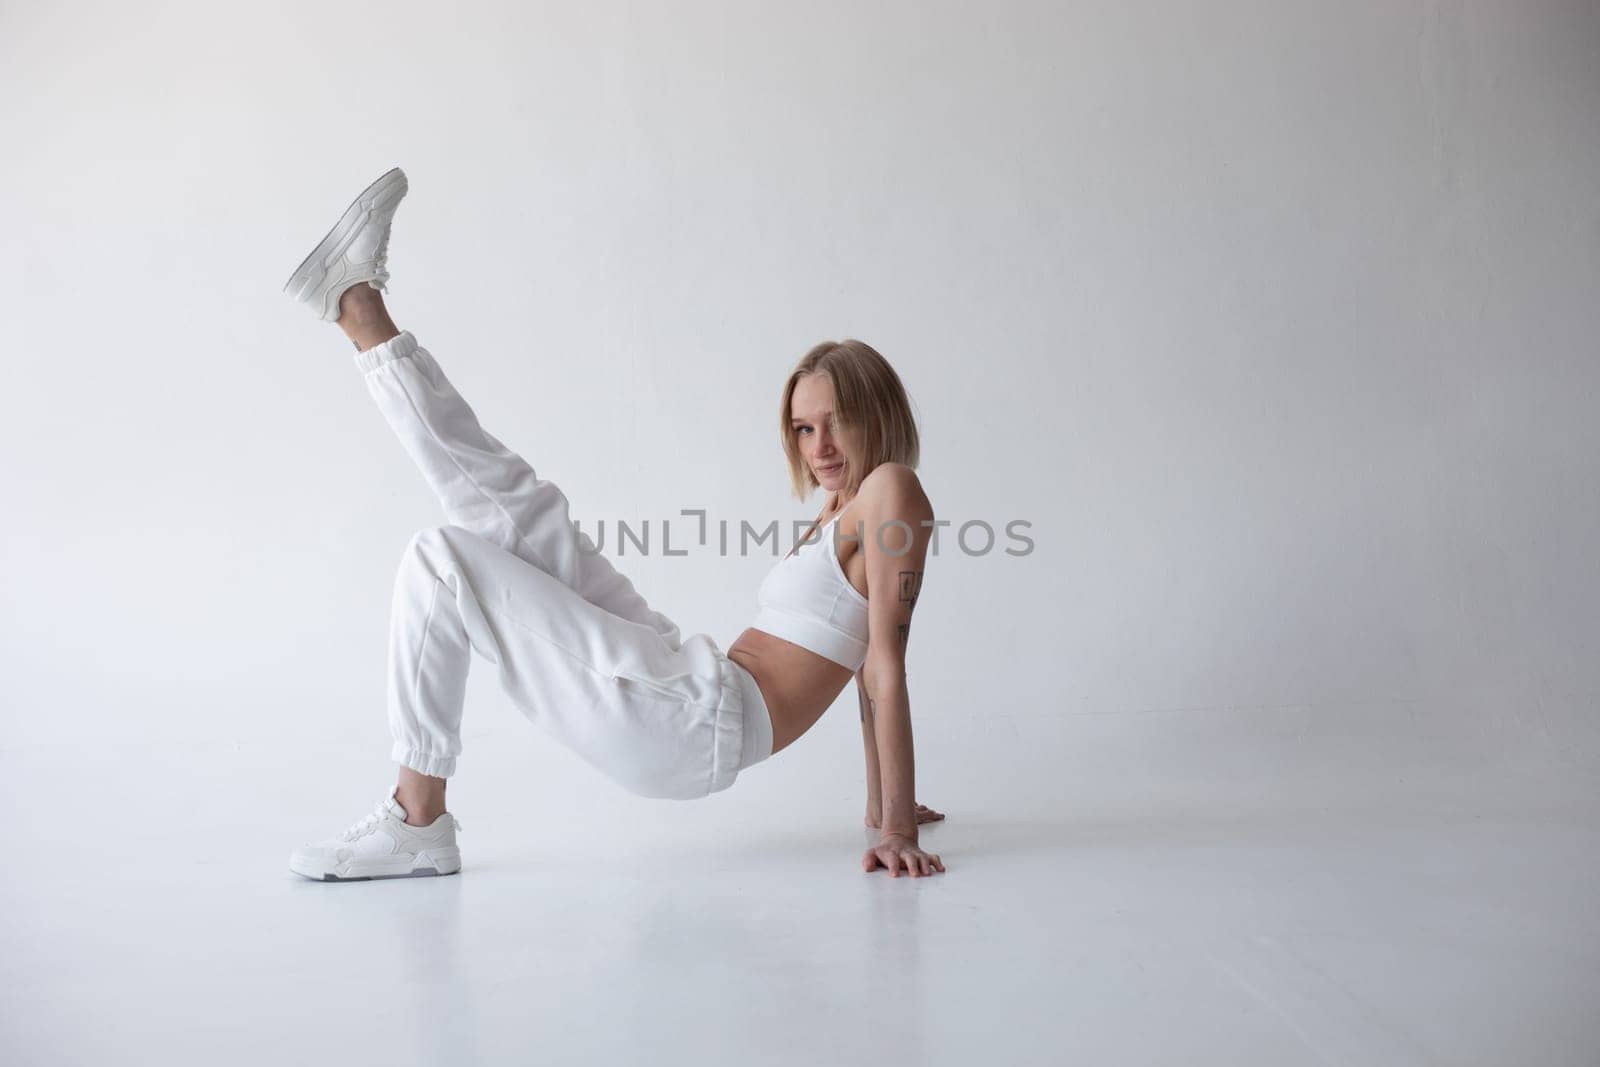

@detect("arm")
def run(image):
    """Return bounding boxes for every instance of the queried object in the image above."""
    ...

[859,669,944,830]
[857,465,945,876]
[856,670,883,827]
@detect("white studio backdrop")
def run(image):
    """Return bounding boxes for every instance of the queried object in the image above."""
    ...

[1,0,1596,814]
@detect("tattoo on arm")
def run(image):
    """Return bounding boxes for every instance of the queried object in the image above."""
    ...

[897,570,922,608]
[896,572,921,650]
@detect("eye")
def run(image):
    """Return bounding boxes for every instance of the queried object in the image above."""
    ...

[795,425,812,435]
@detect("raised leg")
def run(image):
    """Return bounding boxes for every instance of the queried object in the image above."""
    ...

[338,287,683,651]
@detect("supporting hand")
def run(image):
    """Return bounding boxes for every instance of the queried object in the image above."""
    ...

[862,832,946,877]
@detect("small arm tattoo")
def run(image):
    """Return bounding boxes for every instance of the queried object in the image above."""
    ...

[897,570,922,608]
[896,622,910,647]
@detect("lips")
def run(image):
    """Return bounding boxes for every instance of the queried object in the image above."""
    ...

[816,462,843,475]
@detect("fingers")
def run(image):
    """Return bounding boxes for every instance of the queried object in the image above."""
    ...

[861,846,947,875]
[863,847,895,873]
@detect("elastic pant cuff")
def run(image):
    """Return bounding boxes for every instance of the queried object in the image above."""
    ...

[354,329,420,374]
[393,742,456,779]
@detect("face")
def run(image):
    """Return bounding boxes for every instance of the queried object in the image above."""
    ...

[790,373,850,494]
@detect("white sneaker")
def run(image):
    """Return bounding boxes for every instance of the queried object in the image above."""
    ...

[289,791,462,882]
[282,166,409,322]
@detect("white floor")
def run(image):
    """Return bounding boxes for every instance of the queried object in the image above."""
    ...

[4,703,1597,1066]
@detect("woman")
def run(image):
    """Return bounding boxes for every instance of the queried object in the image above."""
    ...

[285,168,945,881]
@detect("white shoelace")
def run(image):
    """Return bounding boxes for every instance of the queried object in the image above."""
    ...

[339,799,393,843]
[370,228,392,291]
[337,798,462,842]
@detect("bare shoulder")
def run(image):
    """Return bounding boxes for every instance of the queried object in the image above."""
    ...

[856,463,934,533]
[859,462,932,511]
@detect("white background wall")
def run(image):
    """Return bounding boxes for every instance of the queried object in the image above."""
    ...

[2,0,1596,808]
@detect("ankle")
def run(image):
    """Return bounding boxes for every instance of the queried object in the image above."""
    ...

[395,770,447,826]
[397,797,447,827]
[336,285,400,348]
[336,281,384,322]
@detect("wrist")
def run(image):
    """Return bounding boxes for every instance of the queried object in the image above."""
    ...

[879,826,918,843]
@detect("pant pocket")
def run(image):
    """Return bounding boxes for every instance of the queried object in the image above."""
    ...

[610,671,689,705]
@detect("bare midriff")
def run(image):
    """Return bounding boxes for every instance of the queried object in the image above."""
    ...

[727,499,871,755]
[727,631,853,754]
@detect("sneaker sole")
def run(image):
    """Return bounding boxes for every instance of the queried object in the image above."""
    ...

[281,166,408,318]
[304,868,461,883]
[288,845,461,883]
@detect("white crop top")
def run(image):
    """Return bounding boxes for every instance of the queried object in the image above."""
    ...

[752,514,871,670]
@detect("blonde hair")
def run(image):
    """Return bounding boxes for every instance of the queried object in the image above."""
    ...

[780,339,920,500]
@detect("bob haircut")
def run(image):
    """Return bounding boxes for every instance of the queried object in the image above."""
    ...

[780,339,920,500]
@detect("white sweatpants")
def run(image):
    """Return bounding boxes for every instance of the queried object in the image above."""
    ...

[355,330,772,800]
